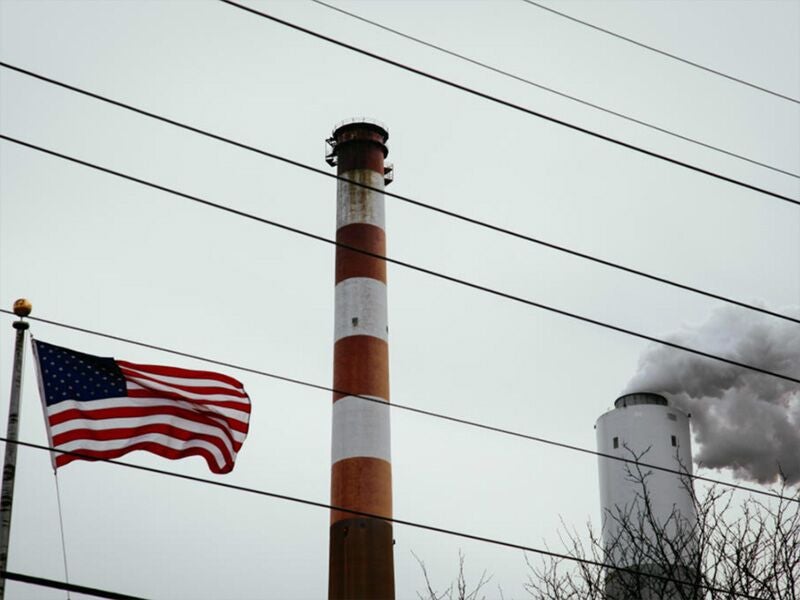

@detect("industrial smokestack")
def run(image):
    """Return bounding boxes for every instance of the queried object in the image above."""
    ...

[625,305,800,484]
[326,118,395,600]
[596,393,697,599]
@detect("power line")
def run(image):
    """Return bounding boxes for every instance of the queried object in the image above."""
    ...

[1,570,147,600]
[521,0,800,105]
[2,308,794,505]
[310,0,799,179]
[1,438,773,599]
[0,63,796,327]
[218,0,800,206]
[3,133,799,388]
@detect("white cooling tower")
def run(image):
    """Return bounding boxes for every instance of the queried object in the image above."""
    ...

[596,392,697,599]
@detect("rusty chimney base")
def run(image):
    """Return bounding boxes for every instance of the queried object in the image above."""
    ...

[328,518,395,599]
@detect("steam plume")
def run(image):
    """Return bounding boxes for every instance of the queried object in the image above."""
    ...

[625,306,800,485]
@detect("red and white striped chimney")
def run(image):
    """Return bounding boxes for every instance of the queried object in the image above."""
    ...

[325,119,395,600]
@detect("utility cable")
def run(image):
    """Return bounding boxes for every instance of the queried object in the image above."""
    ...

[0,63,796,327]
[218,0,800,206]
[310,0,799,179]
[521,0,800,105]
[1,438,773,600]
[1,311,796,506]
[1,570,146,600]
[3,133,799,387]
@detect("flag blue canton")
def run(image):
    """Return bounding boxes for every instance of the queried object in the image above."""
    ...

[35,341,126,405]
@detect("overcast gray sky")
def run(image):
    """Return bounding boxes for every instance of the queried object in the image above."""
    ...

[1,1,799,598]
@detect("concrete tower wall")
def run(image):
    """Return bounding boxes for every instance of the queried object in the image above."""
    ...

[327,119,394,600]
[596,393,697,599]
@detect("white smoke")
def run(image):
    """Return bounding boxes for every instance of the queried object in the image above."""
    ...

[624,305,800,485]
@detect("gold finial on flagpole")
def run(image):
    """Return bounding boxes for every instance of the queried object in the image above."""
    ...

[12,299,31,318]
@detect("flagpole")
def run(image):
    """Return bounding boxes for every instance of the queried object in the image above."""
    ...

[0,299,32,600]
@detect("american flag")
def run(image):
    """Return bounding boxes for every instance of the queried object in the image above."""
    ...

[32,340,251,474]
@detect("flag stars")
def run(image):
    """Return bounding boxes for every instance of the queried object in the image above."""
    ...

[35,341,127,404]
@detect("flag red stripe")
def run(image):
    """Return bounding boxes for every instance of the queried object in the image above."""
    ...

[52,423,238,457]
[124,388,251,415]
[113,395,250,430]
[54,443,233,474]
[116,360,246,389]
[49,404,247,441]
[119,367,248,398]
